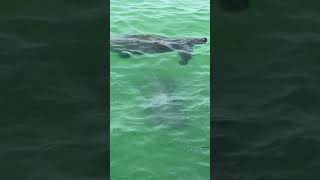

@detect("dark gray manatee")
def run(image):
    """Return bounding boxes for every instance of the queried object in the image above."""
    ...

[110,34,207,65]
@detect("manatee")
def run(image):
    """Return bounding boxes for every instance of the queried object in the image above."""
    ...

[110,34,207,65]
[138,78,187,128]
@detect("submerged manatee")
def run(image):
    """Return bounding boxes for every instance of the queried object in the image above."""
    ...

[139,78,187,128]
[110,34,207,65]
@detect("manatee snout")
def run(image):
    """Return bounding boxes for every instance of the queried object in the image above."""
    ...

[202,37,207,43]
[191,37,208,45]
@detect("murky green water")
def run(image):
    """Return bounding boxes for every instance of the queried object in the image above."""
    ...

[3,0,320,179]
[213,1,320,179]
[110,0,210,179]
[0,1,106,179]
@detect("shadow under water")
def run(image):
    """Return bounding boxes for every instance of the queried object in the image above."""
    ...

[138,77,188,128]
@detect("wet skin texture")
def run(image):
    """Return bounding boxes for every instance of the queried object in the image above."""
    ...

[110,34,207,65]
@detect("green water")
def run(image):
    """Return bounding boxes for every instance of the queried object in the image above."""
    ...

[110,0,210,179]
[1,1,107,179]
[213,1,320,179]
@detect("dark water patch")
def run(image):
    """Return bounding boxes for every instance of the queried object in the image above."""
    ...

[213,0,320,179]
[0,0,107,179]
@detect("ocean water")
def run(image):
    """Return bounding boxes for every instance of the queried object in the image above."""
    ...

[1,1,107,179]
[213,1,320,179]
[110,0,210,179]
[3,0,319,179]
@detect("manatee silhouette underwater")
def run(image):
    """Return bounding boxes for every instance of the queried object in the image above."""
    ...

[137,77,188,128]
[110,34,207,65]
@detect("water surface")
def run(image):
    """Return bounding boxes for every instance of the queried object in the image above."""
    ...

[110,0,210,179]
